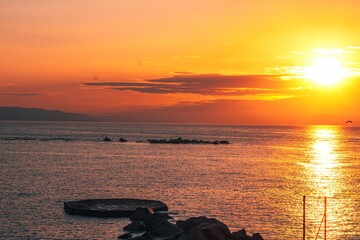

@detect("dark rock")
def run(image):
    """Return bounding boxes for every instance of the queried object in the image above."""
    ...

[123,221,146,232]
[149,220,183,238]
[231,228,248,240]
[128,232,153,240]
[147,138,230,145]
[152,212,173,220]
[187,218,232,240]
[161,236,182,240]
[103,137,112,142]
[176,220,186,231]
[177,234,188,240]
[138,232,153,240]
[119,137,128,142]
[118,233,133,239]
[176,216,210,234]
[143,213,169,230]
[251,233,264,240]
[130,208,154,221]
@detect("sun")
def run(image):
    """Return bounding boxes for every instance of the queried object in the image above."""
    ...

[304,56,346,86]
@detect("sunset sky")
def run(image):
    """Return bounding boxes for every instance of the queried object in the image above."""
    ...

[1,0,360,124]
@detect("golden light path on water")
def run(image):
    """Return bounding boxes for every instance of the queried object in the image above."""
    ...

[304,126,347,239]
[311,128,339,196]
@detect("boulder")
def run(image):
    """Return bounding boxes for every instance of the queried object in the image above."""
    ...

[231,228,248,240]
[118,233,133,239]
[150,212,173,220]
[103,137,112,142]
[129,208,154,221]
[177,234,188,240]
[128,232,153,240]
[187,219,232,240]
[176,220,186,231]
[119,138,128,142]
[176,216,210,234]
[149,220,183,238]
[143,213,170,230]
[251,233,264,240]
[123,221,146,232]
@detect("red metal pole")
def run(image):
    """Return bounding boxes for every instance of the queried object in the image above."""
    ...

[303,196,306,240]
[324,197,327,240]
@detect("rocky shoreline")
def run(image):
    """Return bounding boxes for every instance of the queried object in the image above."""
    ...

[103,137,230,145]
[118,208,263,240]
[64,198,264,239]
[148,137,229,145]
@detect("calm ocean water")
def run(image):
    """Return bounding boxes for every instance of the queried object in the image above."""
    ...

[0,121,359,240]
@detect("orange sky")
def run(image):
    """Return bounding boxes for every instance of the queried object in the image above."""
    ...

[1,0,360,124]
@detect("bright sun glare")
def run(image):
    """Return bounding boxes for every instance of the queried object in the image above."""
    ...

[304,56,346,86]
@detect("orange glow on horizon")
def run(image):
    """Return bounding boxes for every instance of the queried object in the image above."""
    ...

[1,1,360,124]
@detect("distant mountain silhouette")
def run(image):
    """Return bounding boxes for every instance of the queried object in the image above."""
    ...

[0,107,92,121]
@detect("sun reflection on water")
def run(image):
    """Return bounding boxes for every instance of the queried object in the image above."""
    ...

[309,127,340,197]
[304,126,347,239]
[312,131,339,176]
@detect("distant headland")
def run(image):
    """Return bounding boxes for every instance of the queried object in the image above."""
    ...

[0,107,92,121]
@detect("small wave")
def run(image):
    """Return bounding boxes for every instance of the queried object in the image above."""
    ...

[3,137,37,141]
[17,192,37,197]
[1,137,75,141]
[40,138,74,141]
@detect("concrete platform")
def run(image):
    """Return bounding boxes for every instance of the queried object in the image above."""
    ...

[64,198,168,218]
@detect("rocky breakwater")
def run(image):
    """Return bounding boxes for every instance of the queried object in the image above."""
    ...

[103,137,128,142]
[118,208,264,240]
[148,137,230,145]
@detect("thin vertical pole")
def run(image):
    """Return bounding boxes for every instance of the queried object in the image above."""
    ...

[324,197,327,240]
[303,196,306,240]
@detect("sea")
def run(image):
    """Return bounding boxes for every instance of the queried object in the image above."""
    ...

[0,121,359,240]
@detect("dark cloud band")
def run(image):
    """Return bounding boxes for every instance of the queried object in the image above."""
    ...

[83,73,310,96]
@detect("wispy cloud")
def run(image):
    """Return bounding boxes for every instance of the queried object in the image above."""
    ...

[1,93,43,96]
[83,73,310,98]
[347,46,360,50]
[171,55,200,59]
[313,48,354,55]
